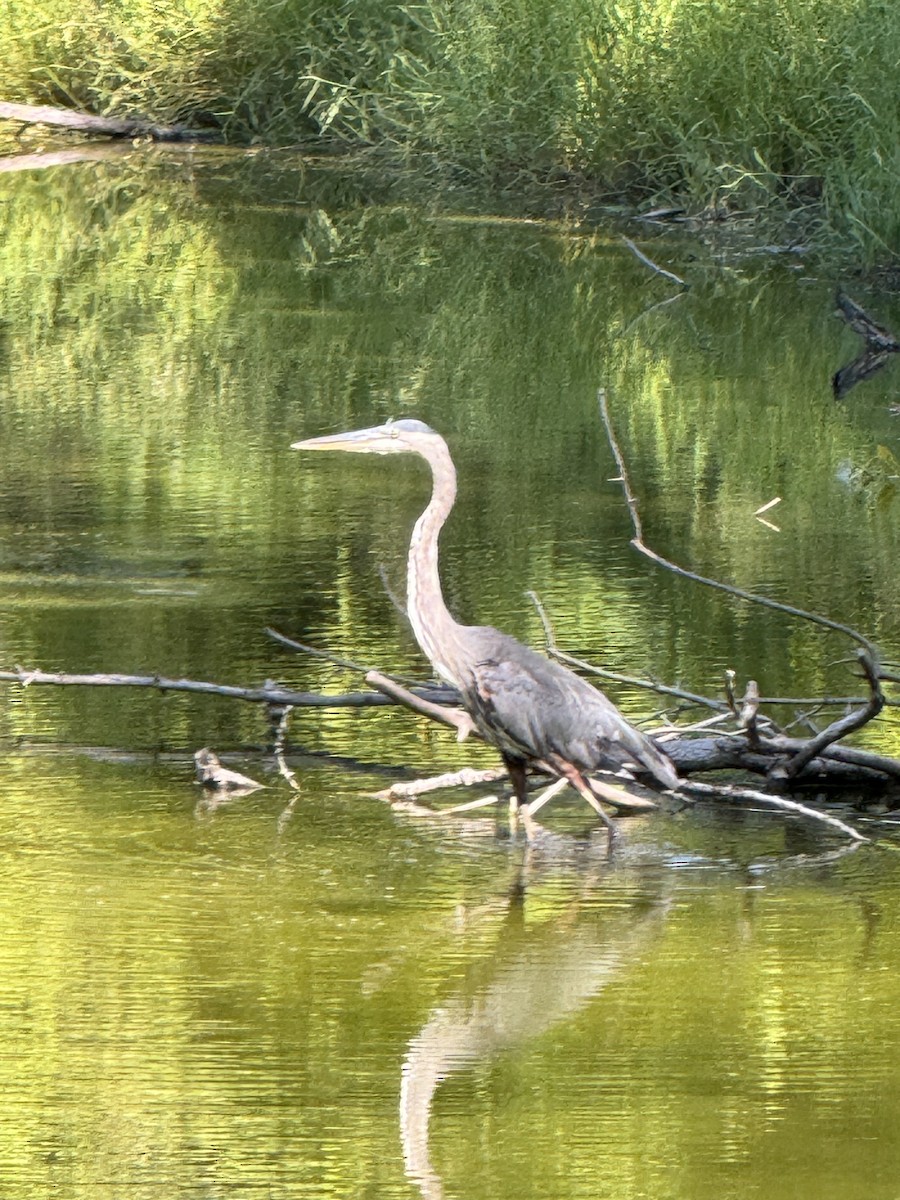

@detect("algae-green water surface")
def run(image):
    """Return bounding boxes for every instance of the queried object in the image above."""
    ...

[2,147,900,1199]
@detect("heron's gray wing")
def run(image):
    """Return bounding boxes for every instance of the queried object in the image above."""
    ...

[462,627,677,787]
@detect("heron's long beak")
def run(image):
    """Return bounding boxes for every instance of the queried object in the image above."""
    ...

[292,425,390,453]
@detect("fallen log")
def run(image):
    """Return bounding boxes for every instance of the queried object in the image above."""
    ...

[0,100,219,142]
[3,663,899,800]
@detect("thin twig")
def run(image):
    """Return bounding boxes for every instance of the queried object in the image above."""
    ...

[269,703,301,792]
[266,626,433,689]
[682,779,868,842]
[265,626,374,673]
[526,589,729,713]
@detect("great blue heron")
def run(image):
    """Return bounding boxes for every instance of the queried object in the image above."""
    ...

[293,419,678,829]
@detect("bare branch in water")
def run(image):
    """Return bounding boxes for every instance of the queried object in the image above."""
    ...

[772,651,884,780]
[621,236,689,289]
[0,664,457,710]
[597,388,881,663]
[268,703,301,793]
[682,778,868,842]
[373,766,507,802]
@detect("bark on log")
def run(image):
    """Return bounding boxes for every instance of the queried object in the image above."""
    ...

[666,734,900,787]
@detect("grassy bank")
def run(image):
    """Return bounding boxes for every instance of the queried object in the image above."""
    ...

[3,0,899,256]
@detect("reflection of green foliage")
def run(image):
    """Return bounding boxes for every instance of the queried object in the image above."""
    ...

[5,160,900,1200]
[3,750,900,1197]
[1,155,900,757]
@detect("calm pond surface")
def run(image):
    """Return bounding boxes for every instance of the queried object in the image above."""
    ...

[2,144,900,1199]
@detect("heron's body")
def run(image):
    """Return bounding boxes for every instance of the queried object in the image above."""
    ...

[293,419,678,824]
[448,623,677,785]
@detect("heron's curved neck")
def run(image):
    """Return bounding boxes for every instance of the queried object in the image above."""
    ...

[407,440,466,684]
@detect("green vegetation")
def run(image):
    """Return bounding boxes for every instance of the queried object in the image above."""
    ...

[2,1,899,255]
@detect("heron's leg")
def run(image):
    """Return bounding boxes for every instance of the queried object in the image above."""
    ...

[503,755,529,815]
[551,758,618,838]
[524,776,568,817]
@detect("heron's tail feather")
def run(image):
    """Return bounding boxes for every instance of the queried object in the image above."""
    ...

[632,731,680,791]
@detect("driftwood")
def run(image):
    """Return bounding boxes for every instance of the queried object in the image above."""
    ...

[2,662,895,795]
[0,100,218,143]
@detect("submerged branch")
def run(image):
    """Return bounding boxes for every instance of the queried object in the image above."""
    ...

[4,662,898,834]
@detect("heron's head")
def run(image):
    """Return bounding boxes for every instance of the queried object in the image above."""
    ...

[292,418,442,457]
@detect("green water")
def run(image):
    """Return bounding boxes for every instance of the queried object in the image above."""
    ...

[2,145,900,1198]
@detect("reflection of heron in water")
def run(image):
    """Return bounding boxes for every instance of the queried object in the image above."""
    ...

[293,420,678,829]
[398,872,670,1200]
